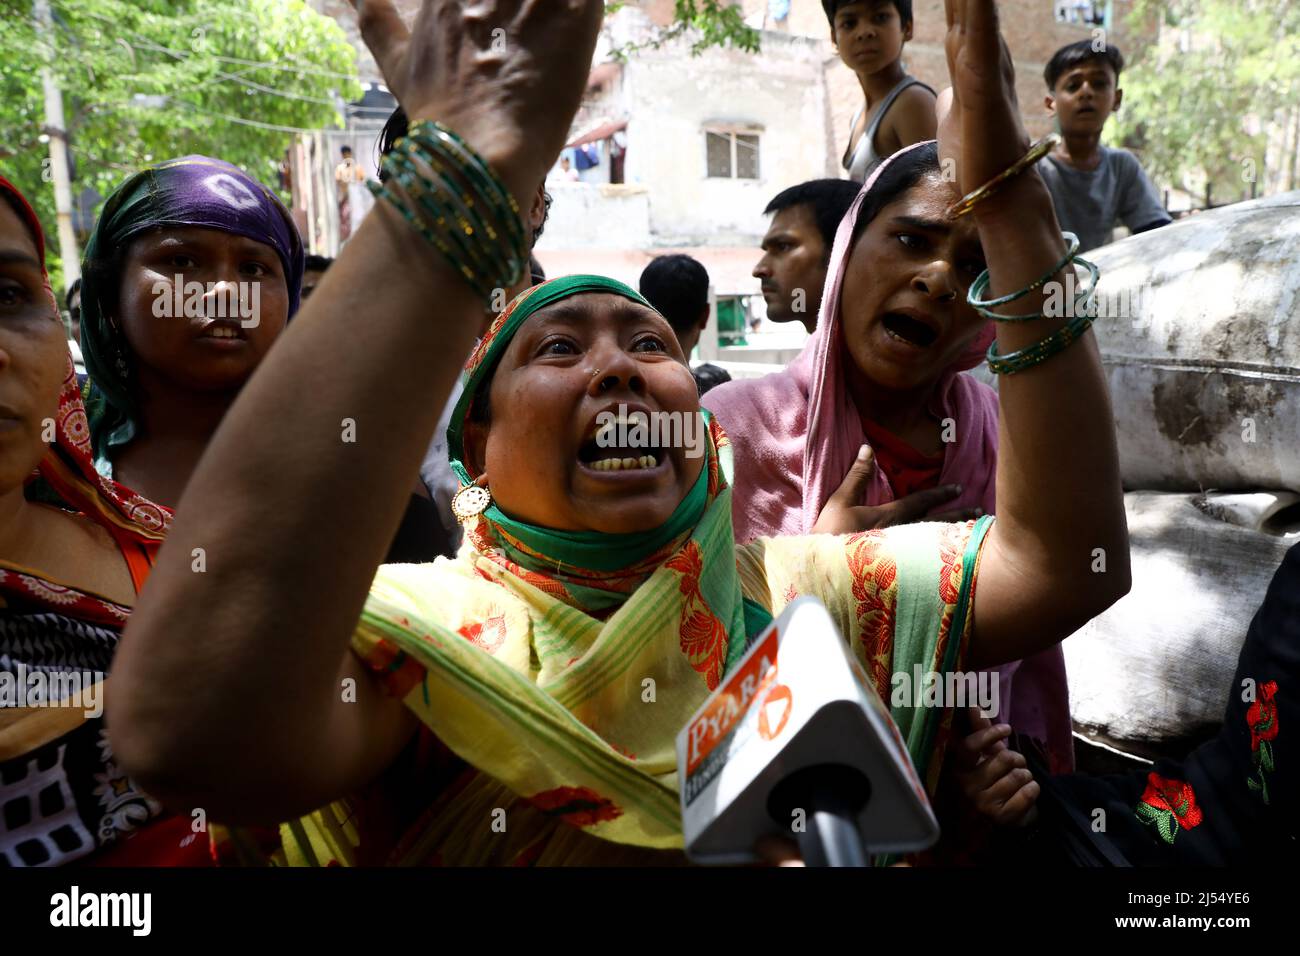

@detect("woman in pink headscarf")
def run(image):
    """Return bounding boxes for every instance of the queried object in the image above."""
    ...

[704,140,1074,776]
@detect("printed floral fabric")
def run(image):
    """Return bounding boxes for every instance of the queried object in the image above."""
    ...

[0,583,205,867]
[254,512,992,867]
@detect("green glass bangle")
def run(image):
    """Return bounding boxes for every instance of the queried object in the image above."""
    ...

[404,134,525,289]
[384,163,499,301]
[371,125,527,299]
[371,176,487,297]
[970,253,1100,323]
[406,144,526,284]
[405,122,527,257]
[413,121,525,234]
[392,153,498,276]
[399,140,501,244]
[986,311,1095,375]
[968,232,1080,318]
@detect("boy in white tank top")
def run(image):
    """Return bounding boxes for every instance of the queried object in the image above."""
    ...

[825,0,937,182]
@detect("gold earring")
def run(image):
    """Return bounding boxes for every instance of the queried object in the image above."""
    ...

[451,480,492,522]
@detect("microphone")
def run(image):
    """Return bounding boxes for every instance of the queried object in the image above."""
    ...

[675,597,938,866]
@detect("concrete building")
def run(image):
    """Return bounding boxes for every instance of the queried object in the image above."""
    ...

[733,0,1149,155]
[288,0,403,254]
[536,4,838,363]
[293,0,1154,368]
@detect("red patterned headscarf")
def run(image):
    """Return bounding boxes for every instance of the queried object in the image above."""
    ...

[0,175,170,552]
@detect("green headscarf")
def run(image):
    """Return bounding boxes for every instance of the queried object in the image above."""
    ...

[448,275,711,573]
[447,275,769,654]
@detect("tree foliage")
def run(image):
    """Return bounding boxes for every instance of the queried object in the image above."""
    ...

[0,0,362,288]
[605,0,761,60]
[0,0,758,289]
[1115,0,1300,199]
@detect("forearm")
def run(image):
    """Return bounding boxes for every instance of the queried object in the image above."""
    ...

[977,176,1129,649]
[110,200,484,785]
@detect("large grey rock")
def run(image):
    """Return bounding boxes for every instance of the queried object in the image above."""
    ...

[969,193,1300,493]
[1092,193,1300,492]
[1063,490,1299,760]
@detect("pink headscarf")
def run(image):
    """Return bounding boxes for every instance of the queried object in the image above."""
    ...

[705,143,1074,773]
[705,141,998,543]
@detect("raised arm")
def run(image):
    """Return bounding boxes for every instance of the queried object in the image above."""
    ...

[108,0,605,823]
[937,0,1130,668]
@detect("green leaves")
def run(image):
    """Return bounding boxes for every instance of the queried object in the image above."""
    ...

[1,0,363,288]
[604,0,760,62]
[1115,0,1300,199]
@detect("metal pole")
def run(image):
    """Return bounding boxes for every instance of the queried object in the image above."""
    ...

[33,0,80,287]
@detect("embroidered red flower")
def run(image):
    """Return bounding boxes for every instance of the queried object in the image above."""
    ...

[1135,772,1203,844]
[528,786,624,828]
[1247,680,1279,751]
[1246,679,1279,804]
[665,541,703,586]
[678,608,728,690]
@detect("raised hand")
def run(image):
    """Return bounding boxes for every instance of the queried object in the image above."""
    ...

[353,0,604,194]
[938,0,1030,198]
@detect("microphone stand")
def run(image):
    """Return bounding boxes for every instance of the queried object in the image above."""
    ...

[768,764,873,867]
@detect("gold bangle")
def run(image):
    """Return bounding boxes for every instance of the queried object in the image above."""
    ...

[945,131,1062,220]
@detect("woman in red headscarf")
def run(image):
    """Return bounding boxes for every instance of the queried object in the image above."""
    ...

[0,175,208,866]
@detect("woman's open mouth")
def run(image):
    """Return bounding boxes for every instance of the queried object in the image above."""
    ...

[577,436,665,474]
[881,312,940,349]
[576,412,668,475]
[196,320,250,348]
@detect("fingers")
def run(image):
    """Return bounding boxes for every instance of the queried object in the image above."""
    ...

[966,722,1010,757]
[353,0,412,88]
[883,483,962,524]
[966,704,997,737]
[929,507,984,522]
[828,445,877,506]
[969,745,1026,793]
[967,0,1002,61]
[953,719,1010,771]
[994,779,1040,827]
[981,758,1032,805]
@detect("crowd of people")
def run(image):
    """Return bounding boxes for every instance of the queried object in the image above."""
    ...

[0,0,1289,869]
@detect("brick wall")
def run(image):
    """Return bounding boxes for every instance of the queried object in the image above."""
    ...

[744,0,1153,157]
[312,0,1155,188]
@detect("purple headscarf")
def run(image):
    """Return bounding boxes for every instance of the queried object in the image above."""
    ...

[80,155,305,462]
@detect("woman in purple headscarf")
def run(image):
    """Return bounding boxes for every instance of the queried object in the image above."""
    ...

[77,156,303,507]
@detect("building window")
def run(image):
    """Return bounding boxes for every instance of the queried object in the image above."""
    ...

[1054,1,1105,26]
[705,129,761,180]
